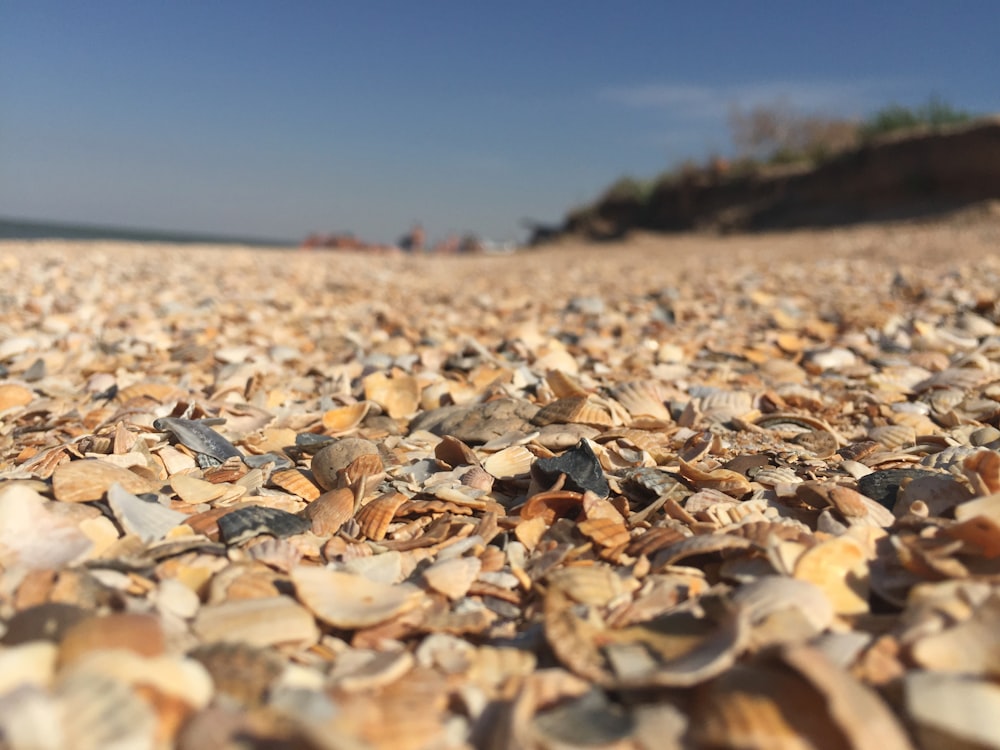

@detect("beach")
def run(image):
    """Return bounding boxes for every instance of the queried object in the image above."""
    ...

[2,214,1000,748]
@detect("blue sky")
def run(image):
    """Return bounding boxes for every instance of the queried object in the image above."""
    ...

[1,2,997,244]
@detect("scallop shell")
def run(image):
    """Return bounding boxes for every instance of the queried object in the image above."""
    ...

[869,424,917,449]
[651,533,757,569]
[193,595,319,647]
[545,368,590,398]
[291,567,423,628]
[532,397,614,427]
[699,390,754,423]
[482,445,535,480]
[51,459,153,503]
[269,468,321,501]
[610,380,671,421]
[794,536,869,615]
[363,370,421,418]
[355,491,408,541]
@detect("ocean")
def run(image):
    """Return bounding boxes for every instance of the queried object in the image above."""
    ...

[0,217,295,247]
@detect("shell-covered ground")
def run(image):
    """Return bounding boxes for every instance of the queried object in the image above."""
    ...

[2,215,1000,749]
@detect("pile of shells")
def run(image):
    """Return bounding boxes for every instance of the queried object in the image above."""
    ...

[3,221,1000,748]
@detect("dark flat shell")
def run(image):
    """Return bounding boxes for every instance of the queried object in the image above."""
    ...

[217,505,311,545]
[153,417,243,462]
[1,602,90,645]
[857,468,947,509]
[532,439,610,498]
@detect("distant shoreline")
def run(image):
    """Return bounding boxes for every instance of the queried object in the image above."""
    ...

[0,216,295,247]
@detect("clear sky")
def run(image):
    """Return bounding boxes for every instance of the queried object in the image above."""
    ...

[1,1,997,244]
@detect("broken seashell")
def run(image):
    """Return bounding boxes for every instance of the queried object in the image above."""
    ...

[193,595,319,647]
[355,491,408,541]
[482,445,534,480]
[107,483,187,543]
[302,487,355,535]
[322,401,371,433]
[292,566,423,628]
[363,370,421,418]
[422,556,482,600]
[51,459,153,503]
[216,505,311,545]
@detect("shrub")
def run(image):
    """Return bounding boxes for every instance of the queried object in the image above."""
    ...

[860,97,973,140]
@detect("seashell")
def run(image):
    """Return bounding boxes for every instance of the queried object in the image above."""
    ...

[433,434,480,467]
[520,490,585,523]
[1,602,90,646]
[329,649,416,692]
[156,445,198,475]
[460,464,495,492]
[904,671,1000,750]
[963,449,1000,495]
[193,595,319,647]
[54,671,158,750]
[422,556,482,600]
[610,380,671,421]
[291,566,423,628]
[341,549,404,583]
[910,593,1000,676]
[59,612,165,665]
[106,483,187,543]
[651,533,757,569]
[0,641,57,694]
[169,473,227,505]
[857,467,949,510]
[482,445,535,480]
[869,424,917,449]
[732,577,834,649]
[200,455,249,484]
[216,505,311,545]
[310,437,383,491]
[302,487,355,535]
[0,484,93,569]
[794,536,869,615]
[115,381,185,404]
[698,390,754,423]
[0,382,34,410]
[627,526,688,558]
[51,459,153,502]
[269,468,321,501]
[245,536,303,572]
[355,491,408,540]
[363,370,421,418]
[545,368,590,398]
[914,367,992,393]
[189,642,283,708]
[153,417,243,463]
[531,439,610,497]
[321,401,370,433]
[752,466,801,487]
[547,565,631,607]
[678,457,752,497]
[530,686,636,747]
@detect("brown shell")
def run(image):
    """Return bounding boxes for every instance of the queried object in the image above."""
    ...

[321,401,370,433]
[433,435,480,468]
[301,487,355,535]
[362,370,421,418]
[269,468,321,501]
[532,397,614,427]
[355,491,409,540]
[520,490,586,523]
[51,459,154,503]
